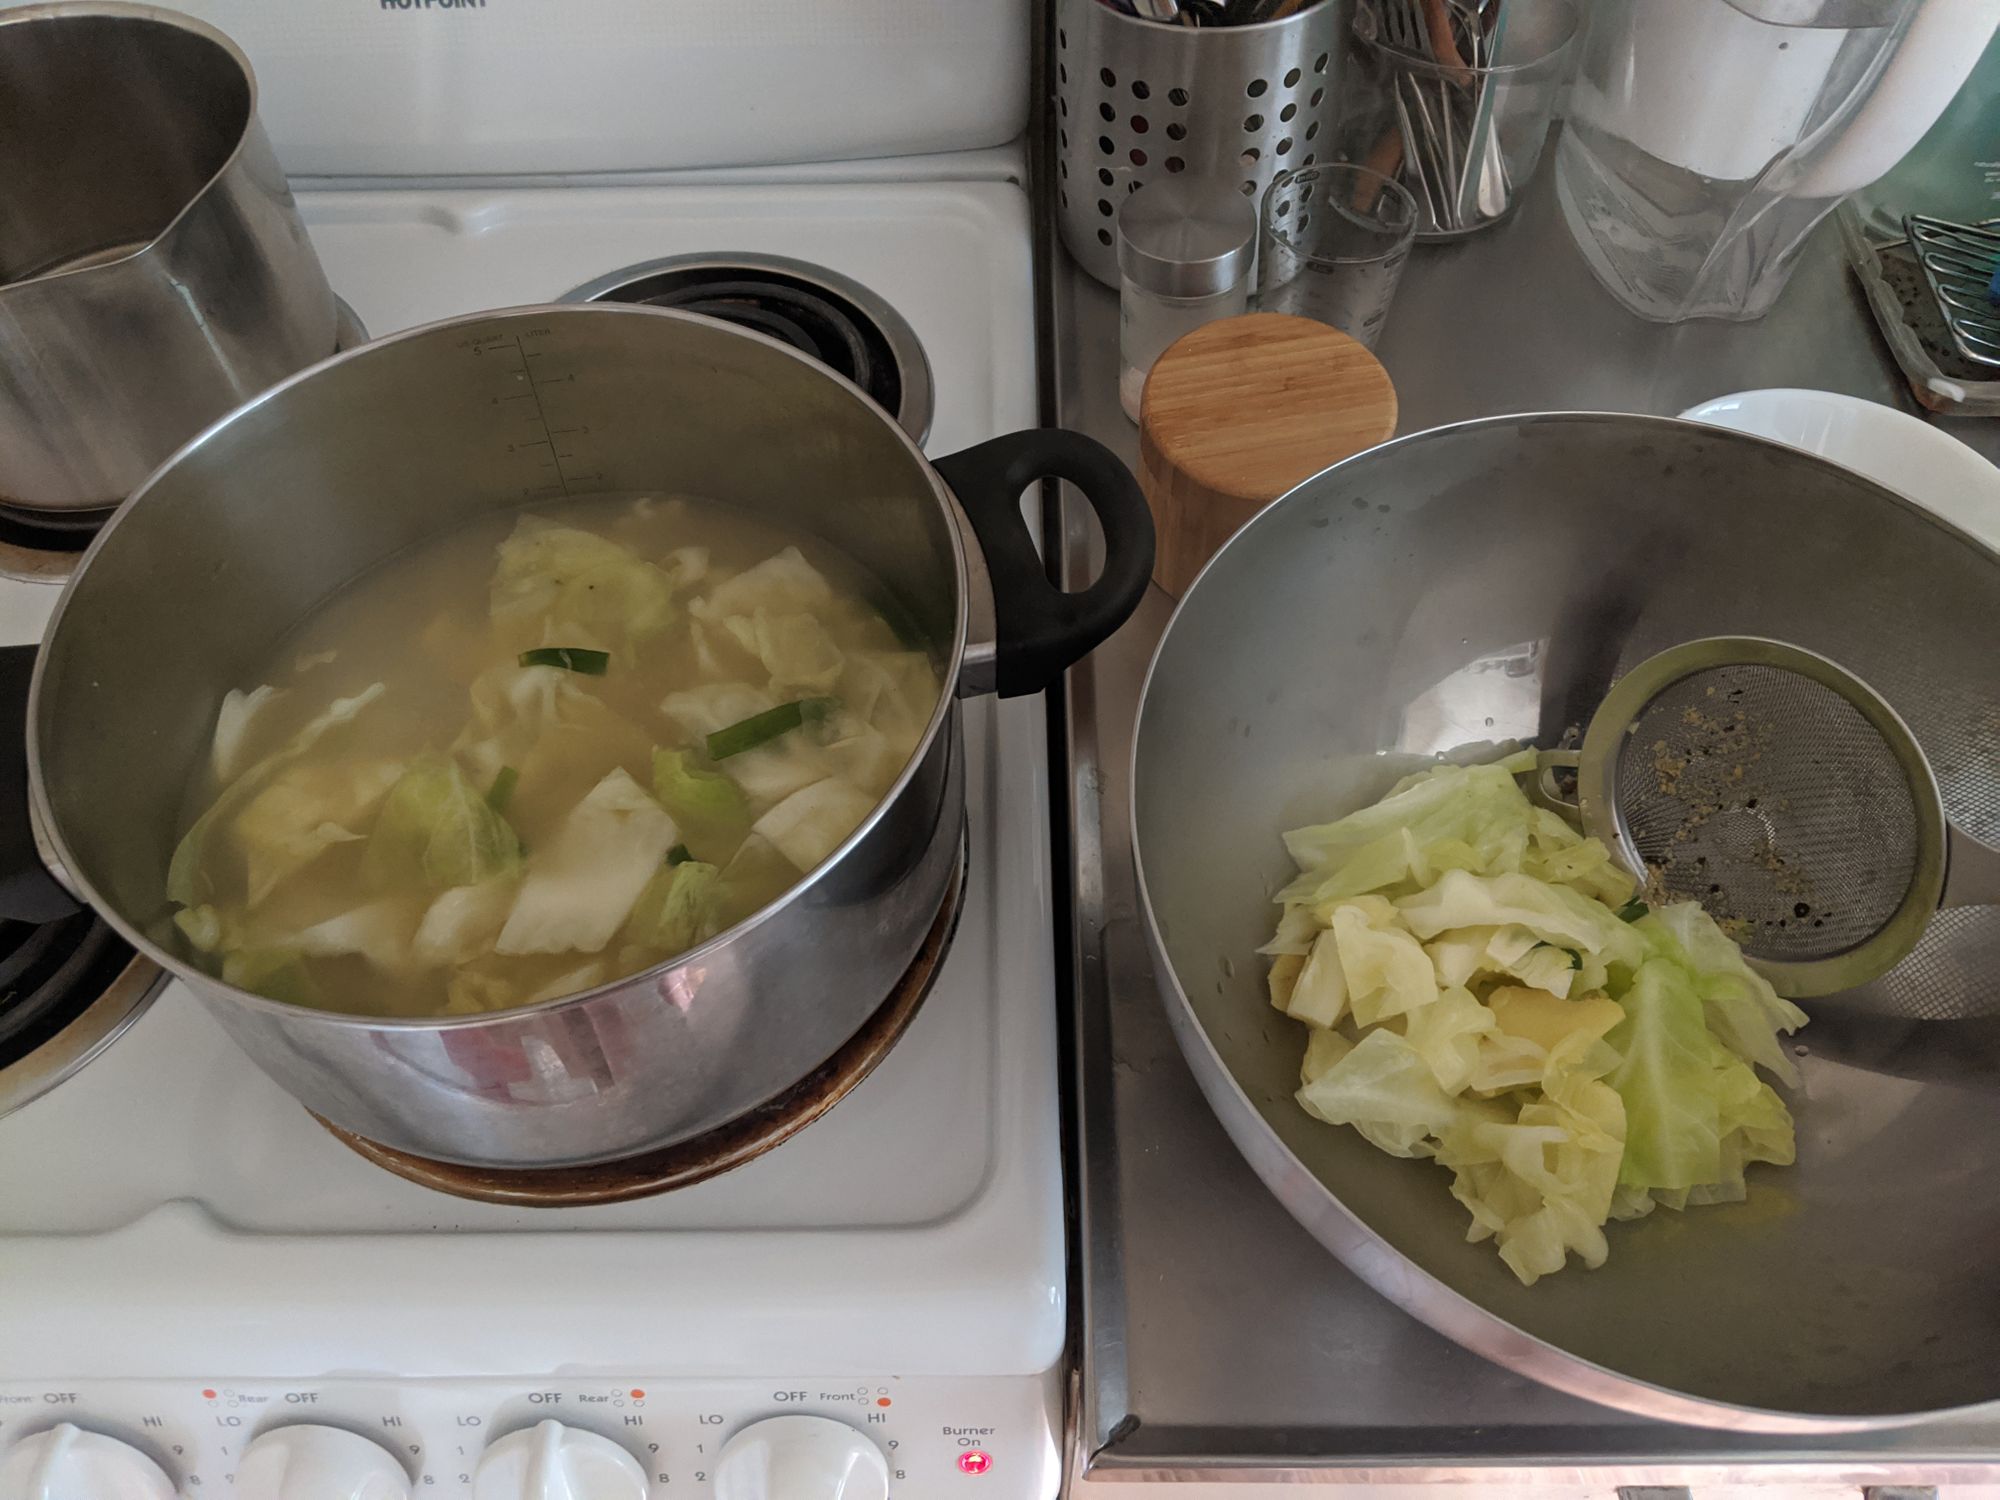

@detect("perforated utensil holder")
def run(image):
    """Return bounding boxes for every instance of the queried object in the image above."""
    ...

[1056,0,1352,289]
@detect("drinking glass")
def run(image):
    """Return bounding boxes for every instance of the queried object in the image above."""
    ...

[1257,163,1418,347]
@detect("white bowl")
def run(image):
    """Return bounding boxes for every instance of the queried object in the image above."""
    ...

[1680,388,2000,550]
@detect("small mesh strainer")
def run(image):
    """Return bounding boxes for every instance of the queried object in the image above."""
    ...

[1565,637,2000,1002]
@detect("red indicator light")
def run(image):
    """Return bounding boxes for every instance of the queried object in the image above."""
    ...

[201,1389,217,1400]
[958,1451,993,1475]
[630,1389,645,1399]
[876,1397,892,1407]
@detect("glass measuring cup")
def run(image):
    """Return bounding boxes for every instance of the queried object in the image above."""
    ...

[1256,163,1419,347]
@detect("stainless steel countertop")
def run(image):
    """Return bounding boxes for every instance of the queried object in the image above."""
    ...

[1046,149,2000,1485]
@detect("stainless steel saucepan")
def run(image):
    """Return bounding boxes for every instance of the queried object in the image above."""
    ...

[23,303,1153,1167]
[0,3,343,517]
[1131,412,2000,1431]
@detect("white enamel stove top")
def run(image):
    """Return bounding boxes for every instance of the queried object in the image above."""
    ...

[0,176,1064,1500]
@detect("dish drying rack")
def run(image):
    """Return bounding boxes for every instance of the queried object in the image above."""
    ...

[1905,214,2000,369]
[1840,206,2000,417]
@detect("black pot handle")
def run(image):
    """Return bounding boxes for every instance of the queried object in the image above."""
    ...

[933,429,1155,699]
[0,644,81,924]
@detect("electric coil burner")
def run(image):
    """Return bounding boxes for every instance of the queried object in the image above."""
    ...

[0,645,167,1114]
[0,505,108,585]
[0,911,164,1117]
[562,253,935,445]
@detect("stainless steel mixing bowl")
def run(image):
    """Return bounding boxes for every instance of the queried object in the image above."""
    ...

[1132,412,2000,1431]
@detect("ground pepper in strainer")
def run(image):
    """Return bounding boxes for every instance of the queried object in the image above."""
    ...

[1558,637,2000,1004]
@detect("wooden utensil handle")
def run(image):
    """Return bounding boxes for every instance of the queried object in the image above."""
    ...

[1419,0,1473,85]
[1358,123,1406,196]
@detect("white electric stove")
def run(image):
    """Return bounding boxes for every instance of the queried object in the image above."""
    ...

[0,22,1068,1488]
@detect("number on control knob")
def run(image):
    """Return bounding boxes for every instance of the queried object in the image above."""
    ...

[714,1416,889,1500]
[472,1420,647,1500]
[234,1425,411,1500]
[0,1424,175,1500]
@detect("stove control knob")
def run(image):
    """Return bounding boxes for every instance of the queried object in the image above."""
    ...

[235,1425,411,1500]
[0,1423,175,1500]
[714,1416,889,1500]
[472,1420,647,1499]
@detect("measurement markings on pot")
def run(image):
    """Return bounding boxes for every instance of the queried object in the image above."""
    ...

[466,329,602,500]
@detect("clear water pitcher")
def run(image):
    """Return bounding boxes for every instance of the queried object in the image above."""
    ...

[1555,0,1999,322]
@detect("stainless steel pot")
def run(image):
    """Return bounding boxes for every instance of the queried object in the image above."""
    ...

[26,303,1153,1166]
[0,3,342,515]
[1132,413,2000,1431]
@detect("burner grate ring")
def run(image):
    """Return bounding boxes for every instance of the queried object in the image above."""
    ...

[561,253,933,446]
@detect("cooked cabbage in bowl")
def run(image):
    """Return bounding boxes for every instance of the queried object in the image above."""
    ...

[1264,751,1807,1285]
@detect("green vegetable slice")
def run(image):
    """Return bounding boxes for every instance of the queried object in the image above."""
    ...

[1607,959,1723,1191]
[490,516,678,646]
[174,904,227,955]
[168,683,387,907]
[486,765,520,813]
[222,947,321,1007]
[518,647,610,675]
[625,859,723,953]
[1501,940,1581,998]
[705,697,836,760]
[1615,897,1650,922]
[492,768,672,956]
[363,758,523,891]
[651,748,752,861]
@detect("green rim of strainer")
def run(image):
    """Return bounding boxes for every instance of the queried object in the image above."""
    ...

[1574,636,1948,1000]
